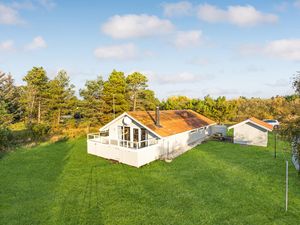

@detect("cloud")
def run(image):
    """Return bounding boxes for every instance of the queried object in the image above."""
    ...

[94,43,138,60]
[101,14,174,39]
[197,4,278,27]
[162,1,192,17]
[173,30,203,48]
[25,36,47,50]
[0,40,15,52]
[0,3,24,25]
[263,39,300,61]
[238,39,300,61]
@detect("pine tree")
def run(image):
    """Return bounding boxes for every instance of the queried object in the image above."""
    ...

[79,76,105,125]
[48,70,76,127]
[102,70,129,122]
[126,72,148,111]
[22,67,49,124]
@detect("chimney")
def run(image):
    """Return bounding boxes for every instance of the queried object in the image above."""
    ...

[155,106,160,126]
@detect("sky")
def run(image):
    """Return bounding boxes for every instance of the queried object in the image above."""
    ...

[0,0,300,99]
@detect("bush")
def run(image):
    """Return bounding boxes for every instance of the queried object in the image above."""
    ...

[27,123,51,142]
[0,127,14,151]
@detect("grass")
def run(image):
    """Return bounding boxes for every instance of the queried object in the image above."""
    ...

[0,135,300,225]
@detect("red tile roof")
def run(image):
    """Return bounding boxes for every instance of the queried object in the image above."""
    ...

[128,110,215,137]
[249,117,273,131]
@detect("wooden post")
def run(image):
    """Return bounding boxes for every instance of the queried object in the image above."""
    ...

[285,160,288,212]
[274,131,277,158]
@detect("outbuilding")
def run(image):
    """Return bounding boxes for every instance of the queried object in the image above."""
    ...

[228,117,273,147]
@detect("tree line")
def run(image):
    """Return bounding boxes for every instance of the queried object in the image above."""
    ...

[0,67,299,150]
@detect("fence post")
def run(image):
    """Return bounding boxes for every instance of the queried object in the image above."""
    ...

[285,160,288,212]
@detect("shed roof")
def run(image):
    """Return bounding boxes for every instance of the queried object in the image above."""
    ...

[127,110,215,137]
[228,117,273,132]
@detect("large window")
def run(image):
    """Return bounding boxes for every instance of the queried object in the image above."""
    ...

[141,128,148,147]
[133,128,139,148]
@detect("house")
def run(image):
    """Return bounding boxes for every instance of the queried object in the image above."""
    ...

[87,108,216,167]
[228,117,273,147]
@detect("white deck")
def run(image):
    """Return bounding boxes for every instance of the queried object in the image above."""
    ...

[87,134,163,167]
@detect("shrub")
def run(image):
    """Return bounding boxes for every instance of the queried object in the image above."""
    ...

[0,127,14,151]
[27,123,51,142]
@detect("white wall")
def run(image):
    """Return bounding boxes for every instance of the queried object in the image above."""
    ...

[88,123,212,167]
[233,122,268,147]
[162,126,209,155]
[88,139,163,167]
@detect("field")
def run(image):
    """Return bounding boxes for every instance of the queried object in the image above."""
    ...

[1,136,300,225]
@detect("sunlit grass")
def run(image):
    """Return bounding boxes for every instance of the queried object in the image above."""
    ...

[0,135,299,225]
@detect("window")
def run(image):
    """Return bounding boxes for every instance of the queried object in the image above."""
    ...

[190,130,197,134]
[141,128,148,147]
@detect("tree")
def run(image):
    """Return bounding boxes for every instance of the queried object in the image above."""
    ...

[22,67,49,124]
[126,72,148,111]
[102,70,129,122]
[0,71,20,125]
[293,72,300,94]
[79,76,105,125]
[48,70,76,126]
[161,96,192,110]
[280,73,300,173]
[139,90,160,110]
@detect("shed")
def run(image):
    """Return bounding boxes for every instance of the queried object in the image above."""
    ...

[228,117,273,147]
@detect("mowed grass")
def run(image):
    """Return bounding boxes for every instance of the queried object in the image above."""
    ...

[1,136,300,225]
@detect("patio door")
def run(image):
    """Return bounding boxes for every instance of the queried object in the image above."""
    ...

[133,128,139,148]
[141,128,148,148]
[121,126,130,147]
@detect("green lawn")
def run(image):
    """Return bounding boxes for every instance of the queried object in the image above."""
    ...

[1,136,300,225]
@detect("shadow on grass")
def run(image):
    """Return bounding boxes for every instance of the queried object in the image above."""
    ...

[0,139,73,225]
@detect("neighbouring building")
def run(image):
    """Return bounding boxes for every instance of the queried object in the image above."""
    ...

[228,117,273,147]
[87,108,216,167]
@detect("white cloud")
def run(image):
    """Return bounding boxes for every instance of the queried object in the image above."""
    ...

[263,39,300,61]
[173,30,203,48]
[239,39,300,61]
[197,4,278,27]
[25,36,47,50]
[0,3,24,25]
[101,14,174,39]
[94,43,138,60]
[0,40,15,51]
[162,1,192,17]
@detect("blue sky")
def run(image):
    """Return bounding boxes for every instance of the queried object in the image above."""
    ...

[1,0,300,99]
